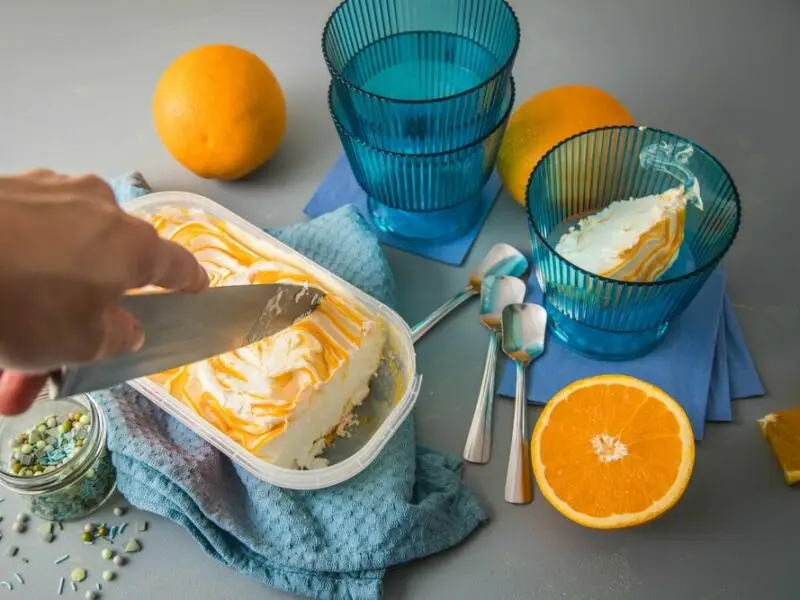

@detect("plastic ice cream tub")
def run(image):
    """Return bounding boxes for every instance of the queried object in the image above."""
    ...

[108,191,421,490]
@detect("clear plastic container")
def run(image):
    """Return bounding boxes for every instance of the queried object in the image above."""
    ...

[117,191,421,490]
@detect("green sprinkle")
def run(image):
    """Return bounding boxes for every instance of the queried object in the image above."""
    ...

[79,414,90,425]
[136,521,148,532]
[82,531,93,543]
[61,421,72,434]
[20,443,33,454]
[39,522,54,534]
[71,567,87,583]
[101,548,113,560]
[97,526,108,537]
[102,570,115,582]
[35,440,46,450]
[124,538,141,553]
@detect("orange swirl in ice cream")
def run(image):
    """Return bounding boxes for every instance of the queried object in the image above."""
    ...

[135,206,386,468]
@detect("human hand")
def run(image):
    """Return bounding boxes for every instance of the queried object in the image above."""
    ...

[0,169,209,415]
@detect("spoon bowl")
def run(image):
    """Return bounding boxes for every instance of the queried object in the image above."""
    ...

[412,243,528,343]
[480,275,528,329]
[501,303,548,364]
[501,302,548,504]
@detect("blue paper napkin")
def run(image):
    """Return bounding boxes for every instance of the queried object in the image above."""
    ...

[97,172,487,600]
[303,154,501,266]
[497,267,764,440]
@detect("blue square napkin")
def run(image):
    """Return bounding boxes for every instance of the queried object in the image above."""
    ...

[303,154,501,266]
[497,267,765,440]
[99,172,487,600]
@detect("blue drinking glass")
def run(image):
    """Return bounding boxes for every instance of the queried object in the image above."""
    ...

[527,126,742,360]
[322,0,520,153]
[329,78,514,241]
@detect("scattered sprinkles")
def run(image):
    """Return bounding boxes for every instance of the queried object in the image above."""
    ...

[13,572,24,585]
[54,554,70,564]
[12,521,26,533]
[101,548,114,560]
[6,545,18,557]
[43,531,56,543]
[85,591,98,600]
[39,522,53,534]
[119,522,129,535]
[112,555,125,567]
[58,576,65,595]
[71,581,78,592]
[113,506,126,517]
[71,567,87,583]
[124,538,141,553]
[0,580,12,591]
[95,582,101,591]
[102,570,115,582]
[136,521,148,532]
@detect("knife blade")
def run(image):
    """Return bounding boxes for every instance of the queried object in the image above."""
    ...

[48,282,325,399]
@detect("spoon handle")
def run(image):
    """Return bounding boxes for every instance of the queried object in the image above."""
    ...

[505,360,533,504]
[464,329,499,464]
[411,288,476,343]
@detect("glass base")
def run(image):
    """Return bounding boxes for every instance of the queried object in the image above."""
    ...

[367,195,482,242]
[546,304,670,361]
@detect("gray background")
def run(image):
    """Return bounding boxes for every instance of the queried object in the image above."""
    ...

[1,0,798,598]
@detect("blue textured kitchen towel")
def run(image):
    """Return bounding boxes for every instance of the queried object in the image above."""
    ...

[497,266,765,441]
[96,172,488,600]
[303,154,502,266]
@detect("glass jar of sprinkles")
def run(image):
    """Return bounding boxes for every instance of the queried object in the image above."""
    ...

[0,393,116,521]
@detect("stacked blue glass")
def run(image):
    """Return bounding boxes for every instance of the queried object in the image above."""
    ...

[322,0,520,241]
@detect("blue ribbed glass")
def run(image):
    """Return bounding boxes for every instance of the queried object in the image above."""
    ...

[527,126,742,360]
[329,78,513,240]
[322,0,519,153]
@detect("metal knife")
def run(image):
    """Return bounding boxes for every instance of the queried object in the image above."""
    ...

[48,282,325,399]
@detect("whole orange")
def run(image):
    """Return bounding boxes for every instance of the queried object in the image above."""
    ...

[497,85,635,205]
[152,44,286,180]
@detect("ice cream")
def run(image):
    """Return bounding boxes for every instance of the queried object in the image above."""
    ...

[133,206,386,469]
[554,181,702,282]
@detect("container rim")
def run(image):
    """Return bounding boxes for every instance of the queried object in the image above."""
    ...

[524,124,743,289]
[119,191,421,490]
[328,77,516,158]
[321,0,520,106]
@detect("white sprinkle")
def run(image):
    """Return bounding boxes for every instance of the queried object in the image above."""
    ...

[0,581,12,591]
[58,577,65,595]
[14,572,24,584]
[71,581,77,592]
[95,582,101,591]
[54,554,70,564]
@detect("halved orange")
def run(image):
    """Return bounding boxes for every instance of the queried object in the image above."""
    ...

[532,375,695,529]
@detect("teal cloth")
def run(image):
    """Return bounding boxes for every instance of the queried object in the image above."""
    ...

[96,172,487,600]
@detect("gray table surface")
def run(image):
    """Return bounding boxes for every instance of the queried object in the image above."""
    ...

[1,0,799,598]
